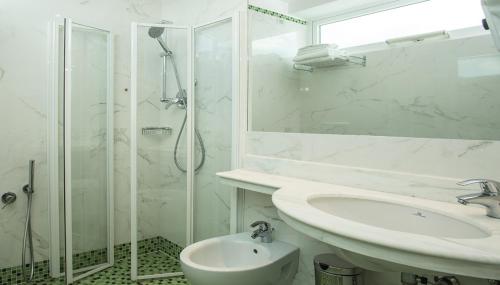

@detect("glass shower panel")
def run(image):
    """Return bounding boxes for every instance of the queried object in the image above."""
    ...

[193,18,233,242]
[134,24,187,278]
[64,21,113,283]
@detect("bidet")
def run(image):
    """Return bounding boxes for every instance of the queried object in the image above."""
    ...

[180,232,299,285]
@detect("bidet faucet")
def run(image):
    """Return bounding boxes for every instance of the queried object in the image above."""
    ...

[250,221,274,243]
[456,179,500,219]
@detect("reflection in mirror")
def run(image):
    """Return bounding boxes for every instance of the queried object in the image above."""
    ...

[248,0,500,140]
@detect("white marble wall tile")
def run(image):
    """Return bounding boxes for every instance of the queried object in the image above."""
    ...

[244,132,500,203]
[246,132,500,182]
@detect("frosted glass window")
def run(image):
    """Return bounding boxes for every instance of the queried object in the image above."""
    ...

[320,0,485,48]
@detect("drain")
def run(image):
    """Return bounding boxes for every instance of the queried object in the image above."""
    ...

[253,249,258,254]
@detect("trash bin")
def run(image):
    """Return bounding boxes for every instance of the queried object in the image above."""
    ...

[314,254,363,285]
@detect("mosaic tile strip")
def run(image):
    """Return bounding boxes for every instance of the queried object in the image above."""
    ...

[0,236,184,285]
[248,4,307,25]
[0,259,50,285]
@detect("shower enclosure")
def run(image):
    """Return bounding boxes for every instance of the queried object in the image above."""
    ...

[1,4,239,285]
[48,17,114,284]
[130,15,239,281]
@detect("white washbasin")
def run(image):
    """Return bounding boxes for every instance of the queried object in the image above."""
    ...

[308,196,490,239]
[216,169,500,279]
[271,183,500,280]
[180,232,299,285]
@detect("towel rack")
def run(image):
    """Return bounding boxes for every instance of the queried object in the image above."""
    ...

[293,55,367,72]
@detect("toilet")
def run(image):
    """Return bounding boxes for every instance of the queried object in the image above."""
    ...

[180,232,299,285]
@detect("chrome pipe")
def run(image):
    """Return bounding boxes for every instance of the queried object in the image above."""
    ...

[161,53,168,102]
[22,160,35,282]
[28,160,34,193]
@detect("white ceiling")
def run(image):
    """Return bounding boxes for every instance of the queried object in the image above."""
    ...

[286,0,428,21]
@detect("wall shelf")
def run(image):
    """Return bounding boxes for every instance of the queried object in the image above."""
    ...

[293,55,367,72]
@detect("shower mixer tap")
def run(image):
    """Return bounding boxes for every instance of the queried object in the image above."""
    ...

[1,192,16,209]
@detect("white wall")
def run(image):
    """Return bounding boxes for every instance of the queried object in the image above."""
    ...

[161,0,246,25]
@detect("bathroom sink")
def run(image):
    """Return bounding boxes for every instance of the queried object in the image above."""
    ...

[308,196,490,239]
[270,181,500,280]
[217,169,500,279]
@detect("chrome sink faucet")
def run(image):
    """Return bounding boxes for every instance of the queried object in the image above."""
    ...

[250,221,274,243]
[456,179,500,219]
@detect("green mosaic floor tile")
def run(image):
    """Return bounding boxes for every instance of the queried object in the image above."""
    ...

[10,251,189,285]
[138,252,181,276]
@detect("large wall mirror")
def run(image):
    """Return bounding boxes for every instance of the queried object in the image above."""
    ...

[247,0,500,140]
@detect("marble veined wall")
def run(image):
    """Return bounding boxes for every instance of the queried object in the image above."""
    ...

[0,0,163,269]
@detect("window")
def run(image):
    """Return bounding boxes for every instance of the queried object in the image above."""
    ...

[319,0,485,49]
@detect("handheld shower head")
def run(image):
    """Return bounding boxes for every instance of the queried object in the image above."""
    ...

[148,26,165,39]
[148,25,172,55]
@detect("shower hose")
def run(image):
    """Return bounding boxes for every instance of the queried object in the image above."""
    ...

[174,110,206,173]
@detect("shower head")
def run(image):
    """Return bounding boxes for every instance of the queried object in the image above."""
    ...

[148,26,165,39]
[148,26,172,55]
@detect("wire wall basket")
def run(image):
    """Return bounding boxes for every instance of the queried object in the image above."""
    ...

[141,127,172,136]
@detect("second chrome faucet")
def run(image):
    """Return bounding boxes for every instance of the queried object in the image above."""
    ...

[250,221,274,243]
[456,179,500,219]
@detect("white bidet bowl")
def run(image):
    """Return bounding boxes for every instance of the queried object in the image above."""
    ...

[180,232,299,285]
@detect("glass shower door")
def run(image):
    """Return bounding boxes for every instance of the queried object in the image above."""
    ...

[62,18,114,284]
[130,23,191,281]
[192,17,235,242]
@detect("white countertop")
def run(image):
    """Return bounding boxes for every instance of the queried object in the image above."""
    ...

[217,169,500,279]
